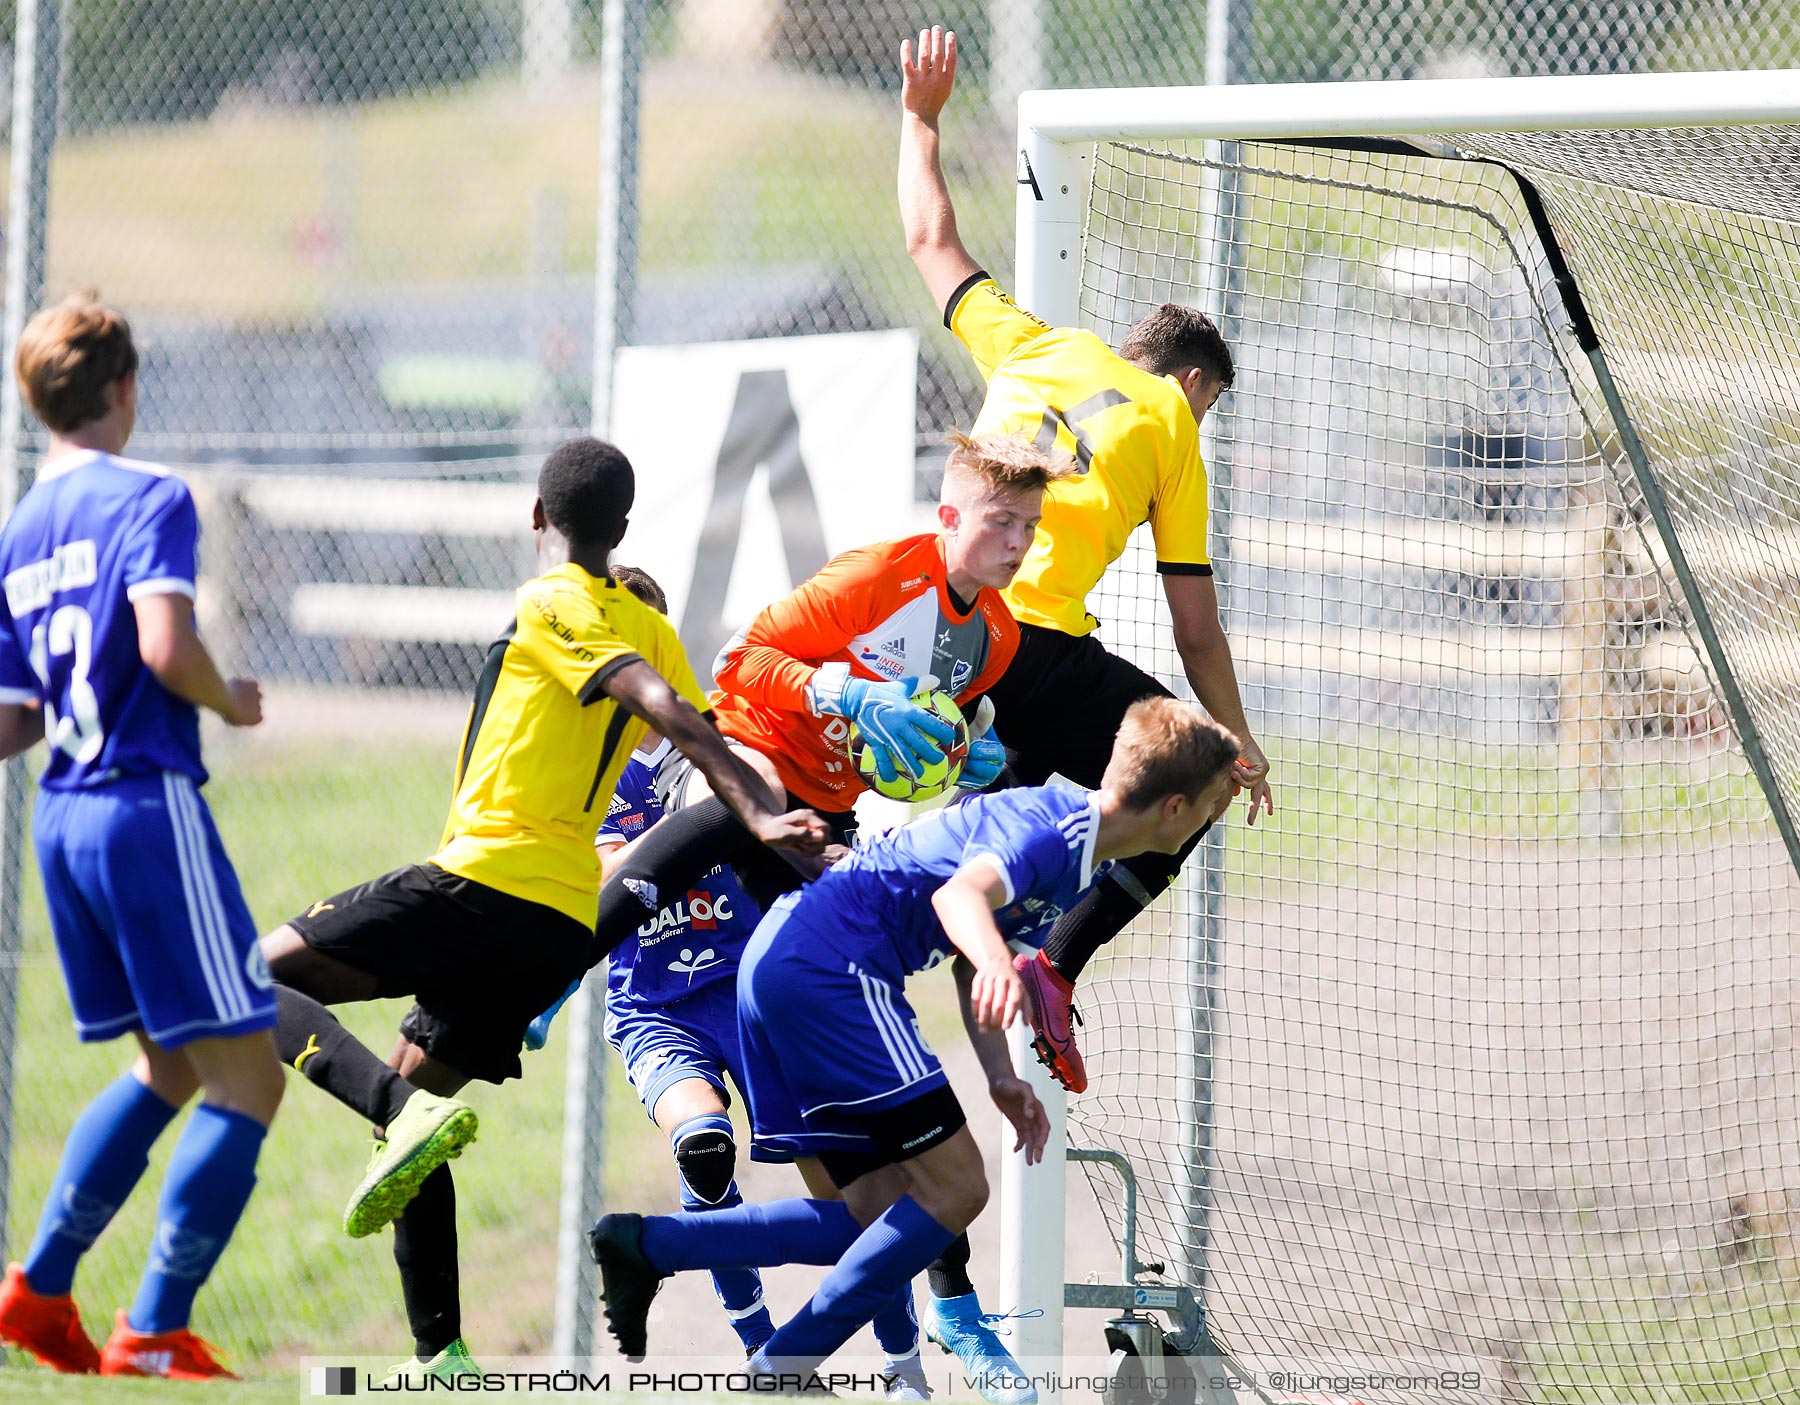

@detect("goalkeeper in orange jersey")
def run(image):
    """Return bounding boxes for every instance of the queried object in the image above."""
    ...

[587,431,1073,963]
[897,24,1275,1095]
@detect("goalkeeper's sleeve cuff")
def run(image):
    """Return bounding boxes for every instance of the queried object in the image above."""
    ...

[805,662,852,718]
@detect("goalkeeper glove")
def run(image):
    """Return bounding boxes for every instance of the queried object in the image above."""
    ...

[807,664,955,784]
[959,735,1006,790]
[523,979,580,1052]
[957,693,1006,790]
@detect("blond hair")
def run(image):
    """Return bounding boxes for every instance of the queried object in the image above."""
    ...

[15,293,138,434]
[941,430,1076,500]
[1104,698,1239,808]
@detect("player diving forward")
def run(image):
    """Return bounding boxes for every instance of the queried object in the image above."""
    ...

[590,699,1241,1385]
[258,440,827,1376]
[898,25,1275,1094]
[0,295,281,1379]
[536,564,1042,1402]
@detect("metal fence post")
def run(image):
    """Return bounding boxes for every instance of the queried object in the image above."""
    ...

[554,0,643,1361]
[0,0,61,1273]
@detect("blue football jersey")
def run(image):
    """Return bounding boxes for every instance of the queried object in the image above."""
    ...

[598,742,762,1007]
[0,451,205,790]
[789,785,1105,980]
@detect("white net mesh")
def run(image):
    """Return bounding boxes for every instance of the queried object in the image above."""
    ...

[1073,134,1800,1402]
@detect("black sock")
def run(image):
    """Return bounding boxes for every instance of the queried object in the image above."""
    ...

[927,1232,975,1300]
[592,796,755,959]
[1041,824,1210,983]
[393,1163,461,1359]
[274,984,414,1127]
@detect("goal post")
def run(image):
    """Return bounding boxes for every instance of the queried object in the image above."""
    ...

[1003,70,1800,1402]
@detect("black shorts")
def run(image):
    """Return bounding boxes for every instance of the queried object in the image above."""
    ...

[980,624,1172,788]
[287,862,590,1084]
[815,1082,968,1190]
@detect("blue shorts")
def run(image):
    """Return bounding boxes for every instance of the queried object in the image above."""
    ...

[737,897,946,1162]
[605,978,749,1119]
[35,773,276,1049]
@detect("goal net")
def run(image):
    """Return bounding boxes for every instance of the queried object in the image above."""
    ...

[1036,77,1800,1404]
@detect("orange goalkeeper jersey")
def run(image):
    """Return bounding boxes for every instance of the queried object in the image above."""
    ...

[711,533,1019,810]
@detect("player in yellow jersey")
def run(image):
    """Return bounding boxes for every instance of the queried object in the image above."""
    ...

[898,25,1274,1094]
[256,438,828,1376]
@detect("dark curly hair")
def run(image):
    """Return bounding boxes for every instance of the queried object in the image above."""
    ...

[538,437,634,547]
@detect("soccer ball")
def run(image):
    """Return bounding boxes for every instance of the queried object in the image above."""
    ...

[851,688,971,802]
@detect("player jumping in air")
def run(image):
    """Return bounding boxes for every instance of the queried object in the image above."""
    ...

[537,565,1034,1401]
[0,295,282,1380]
[898,25,1275,1094]
[591,698,1240,1385]
[258,440,827,1378]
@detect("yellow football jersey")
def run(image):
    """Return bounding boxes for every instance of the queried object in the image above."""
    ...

[949,275,1212,636]
[431,563,709,926]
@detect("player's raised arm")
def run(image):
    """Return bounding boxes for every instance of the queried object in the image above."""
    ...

[599,659,828,858]
[898,24,983,313]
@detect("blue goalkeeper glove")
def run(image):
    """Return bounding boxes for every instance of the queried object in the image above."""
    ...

[807,664,955,784]
[959,735,1006,790]
[957,694,1006,790]
[523,979,580,1052]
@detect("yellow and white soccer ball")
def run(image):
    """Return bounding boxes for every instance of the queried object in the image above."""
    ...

[850,688,971,802]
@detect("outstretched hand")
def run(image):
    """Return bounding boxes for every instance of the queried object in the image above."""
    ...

[991,1074,1050,1165]
[900,25,958,123]
[752,807,831,857]
[1234,736,1274,824]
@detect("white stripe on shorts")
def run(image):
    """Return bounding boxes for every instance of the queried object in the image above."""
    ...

[163,773,248,1021]
[856,966,927,1082]
[163,772,232,1019]
[175,776,252,1021]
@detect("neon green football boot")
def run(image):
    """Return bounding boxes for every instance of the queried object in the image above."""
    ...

[343,1090,478,1238]
[383,1338,481,1383]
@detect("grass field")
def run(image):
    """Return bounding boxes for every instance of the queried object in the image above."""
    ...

[4,721,1795,1395]
[1,734,680,1375]
[0,723,972,1380]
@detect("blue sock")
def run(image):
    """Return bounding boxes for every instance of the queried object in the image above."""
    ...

[872,1285,920,1361]
[128,1104,266,1334]
[639,1197,860,1275]
[761,1197,956,1372]
[24,1073,178,1296]
[670,1114,774,1352]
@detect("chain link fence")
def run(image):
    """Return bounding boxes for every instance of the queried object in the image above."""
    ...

[2,0,1798,1375]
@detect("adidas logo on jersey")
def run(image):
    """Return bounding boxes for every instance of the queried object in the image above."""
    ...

[606,792,631,818]
[880,635,907,655]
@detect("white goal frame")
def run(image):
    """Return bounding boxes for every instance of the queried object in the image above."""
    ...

[1000,66,1800,1378]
